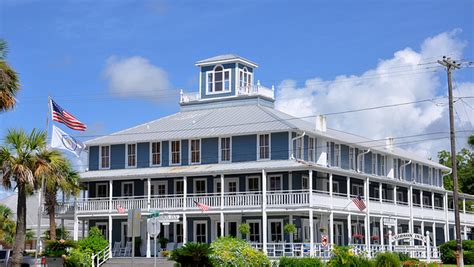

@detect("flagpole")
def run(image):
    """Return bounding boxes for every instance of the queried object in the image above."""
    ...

[35,96,51,260]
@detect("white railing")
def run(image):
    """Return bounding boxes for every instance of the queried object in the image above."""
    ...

[237,84,274,99]
[267,190,309,207]
[112,196,147,211]
[186,193,221,209]
[150,194,184,210]
[224,192,262,207]
[250,243,332,258]
[91,244,110,267]
[77,198,109,212]
[180,91,200,103]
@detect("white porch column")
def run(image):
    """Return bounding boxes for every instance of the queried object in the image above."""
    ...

[183,213,187,244]
[109,180,113,212]
[444,223,449,243]
[365,177,370,253]
[329,211,334,245]
[262,169,268,254]
[346,176,350,199]
[147,178,151,211]
[309,210,314,256]
[288,172,293,191]
[108,215,112,257]
[444,192,449,242]
[464,225,468,240]
[463,198,466,213]
[420,190,423,209]
[380,217,384,248]
[394,218,398,246]
[220,174,224,238]
[73,197,79,241]
[289,214,294,243]
[420,221,424,237]
[309,170,313,207]
[393,186,397,205]
[432,192,435,210]
[432,222,437,248]
[379,182,383,203]
[183,176,187,210]
[347,214,352,245]
[409,185,414,234]
[329,173,333,197]
[146,231,151,258]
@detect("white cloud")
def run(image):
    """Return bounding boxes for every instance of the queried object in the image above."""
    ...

[103,56,173,101]
[275,29,473,160]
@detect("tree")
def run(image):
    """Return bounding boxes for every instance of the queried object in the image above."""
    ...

[0,129,60,267]
[0,204,16,247]
[44,156,80,240]
[0,39,20,112]
[438,148,474,195]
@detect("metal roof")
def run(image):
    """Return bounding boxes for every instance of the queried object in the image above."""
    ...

[85,101,448,170]
[195,54,258,68]
[80,160,307,180]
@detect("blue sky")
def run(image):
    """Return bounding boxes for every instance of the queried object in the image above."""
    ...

[0,0,473,179]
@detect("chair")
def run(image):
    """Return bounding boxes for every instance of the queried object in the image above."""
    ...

[122,242,132,257]
[166,242,175,251]
[112,242,121,257]
[175,243,183,249]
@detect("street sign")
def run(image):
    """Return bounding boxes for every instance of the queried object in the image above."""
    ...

[150,211,160,218]
[383,218,396,226]
[321,235,328,247]
[127,209,141,237]
[147,218,161,238]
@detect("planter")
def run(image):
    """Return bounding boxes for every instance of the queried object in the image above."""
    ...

[45,256,64,267]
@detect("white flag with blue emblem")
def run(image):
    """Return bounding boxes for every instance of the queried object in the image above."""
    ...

[51,125,86,157]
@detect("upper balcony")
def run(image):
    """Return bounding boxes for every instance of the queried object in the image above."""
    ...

[180,83,275,104]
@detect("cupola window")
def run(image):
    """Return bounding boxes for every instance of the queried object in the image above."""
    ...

[239,67,252,90]
[207,65,231,93]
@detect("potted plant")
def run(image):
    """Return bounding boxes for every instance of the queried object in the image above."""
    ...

[352,233,364,243]
[319,227,326,234]
[284,223,297,241]
[159,237,169,249]
[43,239,76,267]
[239,223,250,239]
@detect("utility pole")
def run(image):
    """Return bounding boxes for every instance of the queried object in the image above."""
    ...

[437,56,462,267]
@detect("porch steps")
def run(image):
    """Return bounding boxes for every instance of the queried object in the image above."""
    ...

[102,257,175,267]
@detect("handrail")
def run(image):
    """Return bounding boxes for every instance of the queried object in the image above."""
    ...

[91,245,110,267]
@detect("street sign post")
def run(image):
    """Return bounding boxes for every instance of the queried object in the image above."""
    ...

[127,209,141,267]
[147,218,161,267]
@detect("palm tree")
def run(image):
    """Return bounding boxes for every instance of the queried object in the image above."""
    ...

[0,204,16,246]
[43,155,80,240]
[0,129,59,267]
[0,39,20,112]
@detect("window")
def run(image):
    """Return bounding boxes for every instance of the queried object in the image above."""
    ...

[411,164,416,181]
[100,146,110,169]
[215,180,221,193]
[195,179,206,194]
[151,181,167,196]
[207,65,231,93]
[393,159,399,178]
[171,141,181,165]
[308,137,315,162]
[258,134,270,160]
[418,164,423,183]
[380,155,386,176]
[220,137,231,162]
[429,168,433,185]
[434,169,440,187]
[269,175,282,191]
[194,221,207,243]
[295,137,303,159]
[122,182,134,197]
[302,175,309,190]
[239,67,252,89]
[349,147,355,170]
[326,142,331,165]
[352,183,364,197]
[248,221,260,242]
[96,183,108,198]
[175,223,183,243]
[175,180,184,195]
[247,176,260,192]
[334,144,341,167]
[357,152,365,172]
[126,144,136,168]
[190,139,201,164]
[269,220,283,242]
[372,154,377,175]
[151,142,161,166]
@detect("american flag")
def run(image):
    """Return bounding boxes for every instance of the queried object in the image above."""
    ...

[194,200,209,212]
[116,205,125,214]
[50,99,87,131]
[352,195,366,211]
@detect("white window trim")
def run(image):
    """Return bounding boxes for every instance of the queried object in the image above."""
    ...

[99,145,110,170]
[246,219,261,242]
[295,137,303,160]
[194,178,207,194]
[189,139,201,165]
[257,133,271,161]
[121,181,134,197]
[246,175,261,192]
[169,140,181,166]
[267,174,283,191]
[268,219,284,242]
[302,175,309,190]
[174,180,184,195]
[308,137,315,162]
[150,180,167,196]
[218,136,232,163]
[206,65,232,95]
[125,143,137,168]
[193,220,208,243]
[149,142,162,167]
[95,222,108,240]
[333,144,341,168]
[238,67,253,90]
[95,182,108,198]
[174,222,183,243]
[380,155,386,176]
[352,183,364,197]
[372,153,378,175]
[326,142,332,166]
[349,147,355,170]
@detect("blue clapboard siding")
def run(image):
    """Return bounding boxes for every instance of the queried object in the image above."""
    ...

[341,145,349,169]
[182,140,189,166]
[137,142,149,168]
[271,132,289,160]
[112,218,126,244]
[202,138,218,164]
[89,146,99,170]
[113,180,144,197]
[111,144,125,169]
[162,141,169,166]
[200,63,236,100]
[232,135,257,162]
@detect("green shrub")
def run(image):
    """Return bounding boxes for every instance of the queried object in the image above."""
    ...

[209,236,269,267]
[43,239,77,257]
[396,252,410,261]
[170,242,212,266]
[327,246,374,267]
[440,240,474,264]
[239,224,250,235]
[284,224,297,234]
[77,227,108,255]
[375,252,400,267]
[64,248,92,267]
[279,256,323,266]
[401,259,420,267]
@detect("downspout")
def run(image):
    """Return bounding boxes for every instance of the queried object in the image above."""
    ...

[399,160,412,181]
[357,149,371,173]
[290,132,306,160]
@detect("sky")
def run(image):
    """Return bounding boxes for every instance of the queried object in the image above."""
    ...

[0,0,473,198]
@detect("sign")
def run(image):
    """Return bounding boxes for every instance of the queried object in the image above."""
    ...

[321,235,328,247]
[150,211,160,218]
[147,218,161,238]
[390,233,426,243]
[383,218,396,226]
[127,209,141,237]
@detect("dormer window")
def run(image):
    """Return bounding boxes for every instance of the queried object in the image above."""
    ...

[239,67,252,90]
[207,65,231,94]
